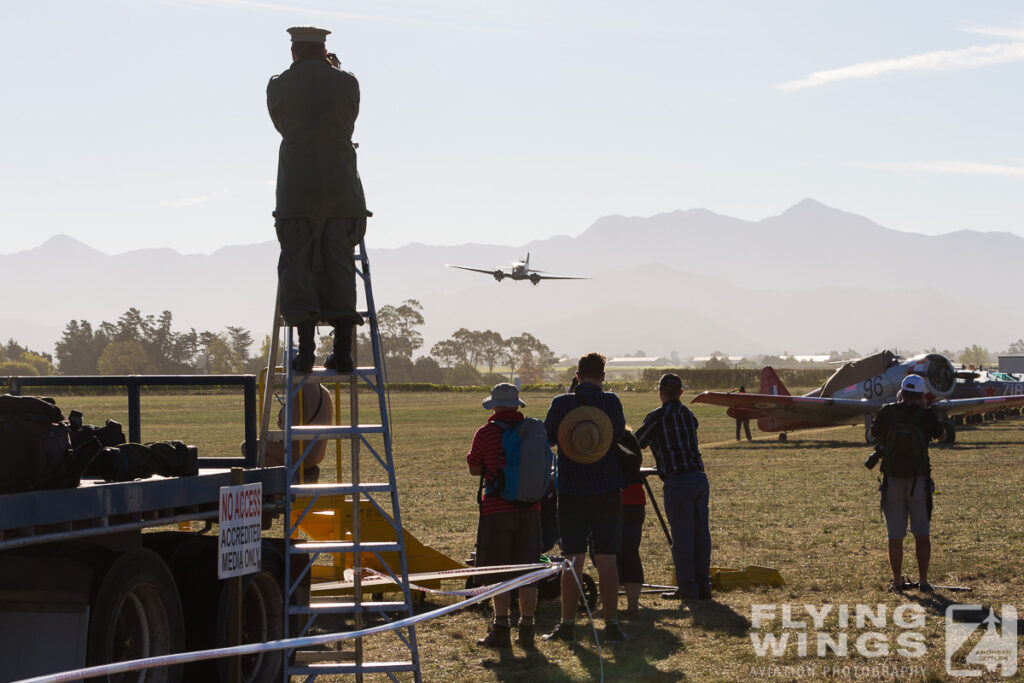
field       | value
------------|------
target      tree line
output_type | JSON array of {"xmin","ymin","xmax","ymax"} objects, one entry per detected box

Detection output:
[
  {"xmin": 342, "ymin": 299, "xmax": 558, "ymax": 384},
  {"xmin": 5, "ymin": 300, "xmax": 561, "ymax": 384},
  {"xmin": 9, "ymin": 303, "xmax": 1020, "ymax": 380},
  {"xmin": 49, "ymin": 308, "xmax": 261, "ymax": 376}
]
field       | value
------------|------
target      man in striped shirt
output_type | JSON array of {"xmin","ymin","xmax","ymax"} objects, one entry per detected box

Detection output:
[{"xmin": 635, "ymin": 373, "xmax": 712, "ymax": 601}]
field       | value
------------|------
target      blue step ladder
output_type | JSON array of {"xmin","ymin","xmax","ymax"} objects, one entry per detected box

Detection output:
[{"xmin": 259, "ymin": 242, "xmax": 422, "ymax": 681}]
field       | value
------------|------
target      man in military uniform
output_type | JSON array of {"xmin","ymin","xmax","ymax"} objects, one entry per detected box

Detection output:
[{"xmin": 268, "ymin": 26, "xmax": 369, "ymax": 372}]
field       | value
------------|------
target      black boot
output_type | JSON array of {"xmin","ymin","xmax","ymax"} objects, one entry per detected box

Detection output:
[
  {"xmin": 291, "ymin": 322, "xmax": 316, "ymax": 372},
  {"xmin": 323, "ymin": 323, "xmax": 354, "ymax": 373}
]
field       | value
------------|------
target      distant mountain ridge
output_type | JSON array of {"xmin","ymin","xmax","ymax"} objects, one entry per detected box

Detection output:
[{"xmin": 3, "ymin": 199, "xmax": 1022, "ymax": 359}]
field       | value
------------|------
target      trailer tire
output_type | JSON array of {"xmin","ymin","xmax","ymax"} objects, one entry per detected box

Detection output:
[
  {"xmin": 87, "ymin": 548, "xmax": 185, "ymax": 683},
  {"xmin": 216, "ymin": 570, "xmax": 284, "ymax": 683}
]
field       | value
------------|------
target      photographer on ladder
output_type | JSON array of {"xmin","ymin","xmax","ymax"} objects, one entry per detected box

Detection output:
[
  {"xmin": 866, "ymin": 374, "xmax": 945, "ymax": 593},
  {"xmin": 268, "ymin": 26, "xmax": 370, "ymax": 373}
]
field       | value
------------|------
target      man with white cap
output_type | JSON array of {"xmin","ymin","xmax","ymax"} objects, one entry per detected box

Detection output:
[
  {"xmin": 868, "ymin": 374, "xmax": 945, "ymax": 592},
  {"xmin": 541, "ymin": 352, "xmax": 628, "ymax": 644},
  {"xmin": 267, "ymin": 26, "xmax": 369, "ymax": 373},
  {"xmin": 467, "ymin": 383, "xmax": 542, "ymax": 649},
  {"xmin": 635, "ymin": 373, "xmax": 711, "ymax": 601}
]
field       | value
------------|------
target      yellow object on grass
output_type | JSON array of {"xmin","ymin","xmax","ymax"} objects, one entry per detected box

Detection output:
[
  {"xmin": 710, "ymin": 565, "xmax": 784, "ymax": 590},
  {"xmin": 293, "ymin": 495, "xmax": 464, "ymax": 595}
]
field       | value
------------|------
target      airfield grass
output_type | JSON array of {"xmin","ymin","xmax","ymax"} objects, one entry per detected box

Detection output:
[{"xmin": 40, "ymin": 389, "xmax": 1024, "ymax": 682}]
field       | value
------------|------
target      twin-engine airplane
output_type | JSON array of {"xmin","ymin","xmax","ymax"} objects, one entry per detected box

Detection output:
[
  {"xmin": 692, "ymin": 351, "xmax": 1024, "ymax": 443},
  {"xmin": 447, "ymin": 253, "xmax": 589, "ymax": 285}
]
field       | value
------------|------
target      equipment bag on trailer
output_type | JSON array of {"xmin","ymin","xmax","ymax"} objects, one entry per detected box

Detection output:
[{"xmin": 0, "ymin": 394, "xmax": 94, "ymax": 494}]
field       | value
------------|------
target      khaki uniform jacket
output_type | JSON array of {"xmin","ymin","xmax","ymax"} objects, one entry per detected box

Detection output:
[{"xmin": 267, "ymin": 58, "xmax": 368, "ymax": 218}]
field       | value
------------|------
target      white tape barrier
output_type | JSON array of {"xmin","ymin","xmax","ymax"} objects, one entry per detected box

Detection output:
[
  {"xmin": 15, "ymin": 561, "xmax": 565, "ymax": 683},
  {"xmin": 312, "ymin": 562, "xmax": 555, "ymax": 598}
]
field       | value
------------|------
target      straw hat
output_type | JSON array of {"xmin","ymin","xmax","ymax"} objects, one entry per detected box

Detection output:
[{"xmin": 557, "ymin": 406, "xmax": 613, "ymax": 464}]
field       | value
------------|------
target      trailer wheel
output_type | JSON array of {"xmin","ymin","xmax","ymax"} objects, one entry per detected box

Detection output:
[
  {"xmin": 87, "ymin": 548, "xmax": 185, "ymax": 683},
  {"xmin": 216, "ymin": 571, "xmax": 284, "ymax": 683}
]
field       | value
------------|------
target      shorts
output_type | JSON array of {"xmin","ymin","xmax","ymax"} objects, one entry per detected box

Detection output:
[
  {"xmin": 882, "ymin": 476, "xmax": 930, "ymax": 539},
  {"xmin": 475, "ymin": 510, "xmax": 543, "ymax": 582},
  {"xmin": 557, "ymin": 490, "xmax": 622, "ymax": 556}
]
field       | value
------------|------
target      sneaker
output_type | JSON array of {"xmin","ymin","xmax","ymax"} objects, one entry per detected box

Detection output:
[
  {"xmin": 477, "ymin": 624, "xmax": 511, "ymax": 648},
  {"xmin": 918, "ymin": 581, "xmax": 934, "ymax": 593},
  {"xmin": 541, "ymin": 621, "xmax": 575, "ymax": 642},
  {"xmin": 518, "ymin": 623, "xmax": 536, "ymax": 649},
  {"xmin": 660, "ymin": 588, "xmax": 697, "ymax": 600},
  {"xmin": 887, "ymin": 579, "xmax": 904, "ymax": 593},
  {"xmin": 602, "ymin": 621, "xmax": 629, "ymax": 644}
]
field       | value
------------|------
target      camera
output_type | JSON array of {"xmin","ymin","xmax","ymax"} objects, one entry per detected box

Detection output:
[{"xmin": 864, "ymin": 444, "xmax": 883, "ymax": 470}]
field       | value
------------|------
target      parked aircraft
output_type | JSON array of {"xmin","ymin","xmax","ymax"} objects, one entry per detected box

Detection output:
[
  {"xmin": 447, "ymin": 253, "xmax": 588, "ymax": 285},
  {"xmin": 692, "ymin": 351, "xmax": 1024, "ymax": 443},
  {"xmin": 950, "ymin": 369, "xmax": 1024, "ymax": 424}
]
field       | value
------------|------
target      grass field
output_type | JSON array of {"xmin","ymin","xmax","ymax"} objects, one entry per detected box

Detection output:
[{"xmin": 39, "ymin": 388, "xmax": 1024, "ymax": 682}]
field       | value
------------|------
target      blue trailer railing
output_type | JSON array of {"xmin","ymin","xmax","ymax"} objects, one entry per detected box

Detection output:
[{"xmin": 4, "ymin": 374, "xmax": 258, "ymax": 468}]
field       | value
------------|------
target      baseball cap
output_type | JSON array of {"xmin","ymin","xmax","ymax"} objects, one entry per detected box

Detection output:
[{"xmin": 901, "ymin": 375, "xmax": 925, "ymax": 393}]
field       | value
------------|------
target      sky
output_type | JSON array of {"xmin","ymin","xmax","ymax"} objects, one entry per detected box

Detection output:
[{"xmin": 2, "ymin": 0, "xmax": 1024, "ymax": 256}]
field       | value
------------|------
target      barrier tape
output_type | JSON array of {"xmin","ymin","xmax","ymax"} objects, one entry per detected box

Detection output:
[
  {"xmin": 14, "ymin": 561, "xmax": 565, "ymax": 683},
  {"xmin": 310, "ymin": 562, "xmax": 554, "ymax": 597},
  {"xmin": 362, "ymin": 565, "xmax": 551, "ymax": 597}
]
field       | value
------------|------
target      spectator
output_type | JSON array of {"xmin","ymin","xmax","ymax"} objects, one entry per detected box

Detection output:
[
  {"xmin": 636, "ymin": 373, "xmax": 711, "ymax": 601},
  {"xmin": 467, "ymin": 383, "xmax": 542, "ymax": 648},
  {"xmin": 542, "ymin": 353, "xmax": 628, "ymax": 644},
  {"xmin": 867, "ymin": 374, "xmax": 944, "ymax": 593},
  {"xmin": 267, "ymin": 26, "xmax": 370, "ymax": 372}
]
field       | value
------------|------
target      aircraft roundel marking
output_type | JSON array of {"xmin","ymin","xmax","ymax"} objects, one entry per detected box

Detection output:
[{"xmin": 753, "ymin": 401, "xmax": 777, "ymax": 410}]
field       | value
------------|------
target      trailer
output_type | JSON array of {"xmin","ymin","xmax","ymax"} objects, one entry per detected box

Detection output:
[{"xmin": 0, "ymin": 375, "xmax": 290, "ymax": 683}]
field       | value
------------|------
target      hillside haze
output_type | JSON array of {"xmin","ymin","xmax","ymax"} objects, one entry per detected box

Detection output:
[{"xmin": 4, "ymin": 199, "xmax": 1022, "ymax": 360}]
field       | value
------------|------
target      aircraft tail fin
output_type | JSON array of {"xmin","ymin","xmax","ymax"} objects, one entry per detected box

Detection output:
[
  {"xmin": 760, "ymin": 366, "xmax": 790, "ymax": 396},
  {"xmin": 525, "ymin": 252, "xmax": 530, "ymax": 268}
]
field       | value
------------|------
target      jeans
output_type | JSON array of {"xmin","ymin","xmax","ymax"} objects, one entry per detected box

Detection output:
[{"xmin": 663, "ymin": 471, "xmax": 711, "ymax": 596}]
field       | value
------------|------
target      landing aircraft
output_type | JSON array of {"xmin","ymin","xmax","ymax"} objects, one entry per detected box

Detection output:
[
  {"xmin": 447, "ymin": 253, "xmax": 588, "ymax": 285},
  {"xmin": 692, "ymin": 351, "xmax": 1024, "ymax": 443}
]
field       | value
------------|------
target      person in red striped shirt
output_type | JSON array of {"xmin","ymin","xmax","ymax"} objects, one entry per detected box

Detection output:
[{"xmin": 467, "ymin": 383, "xmax": 542, "ymax": 649}]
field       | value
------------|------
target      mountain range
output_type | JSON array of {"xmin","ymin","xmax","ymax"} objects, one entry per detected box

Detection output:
[{"xmin": 3, "ymin": 199, "xmax": 1022, "ymax": 360}]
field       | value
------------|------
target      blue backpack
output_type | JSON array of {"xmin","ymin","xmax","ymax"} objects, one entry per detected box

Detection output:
[{"xmin": 479, "ymin": 418, "xmax": 555, "ymax": 505}]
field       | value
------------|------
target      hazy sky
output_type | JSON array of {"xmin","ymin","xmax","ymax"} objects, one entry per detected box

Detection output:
[{"xmin": 3, "ymin": 0, "xmax": 1023, "ymax": 255}]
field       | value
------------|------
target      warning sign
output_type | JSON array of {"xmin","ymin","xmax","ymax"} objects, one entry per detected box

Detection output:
[{"xmin": 218, "ymin": 482, "xmax": 262, "ymax": 579}]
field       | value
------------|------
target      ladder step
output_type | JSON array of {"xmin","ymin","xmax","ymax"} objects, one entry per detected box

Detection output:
[
  {"xmin": 291, "ymin": 482, "xmax": 395, "ymax": 497},
  {"xmin": 291, "ymin": 601, "xmax": 410, "ymax": 615},
  {"xmin": 265, "ymin": 425, "xmax": 385, "ymax": 440},
  {"xmin": 293, "ymin": 649, "xmax": 356, "ymax": 664},
  {"xmin": 293, "ymin": 541, "xmax": 403, "ymax": 553},
  {"xmin": 288, "ymin": 662, "xmax": 417, "ymax": 675},
  {"xmin": 271, "ymin": 367, "xmax": 381, "ymax": 383}
]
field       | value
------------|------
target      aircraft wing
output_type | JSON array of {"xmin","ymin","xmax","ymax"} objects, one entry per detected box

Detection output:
[
  {"xmin": 692, "ymin": 391, "xmax": 873, "ymax": 424},
  {"xmin": 447, "ymin": 264, "xmax": 503, "ymax": 276},
  {"xmin": 933, "ymin": 394, "xmax": 1024, "ymax": 417},
  {"xmin": 531, "ymin": 274, "xmax": 590, "ymax": 281}
]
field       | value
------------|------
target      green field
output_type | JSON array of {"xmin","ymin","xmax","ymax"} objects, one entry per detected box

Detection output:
[{"xmin": 40, "ymin": 389, "xmax": 1024, "ymax": 682}]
